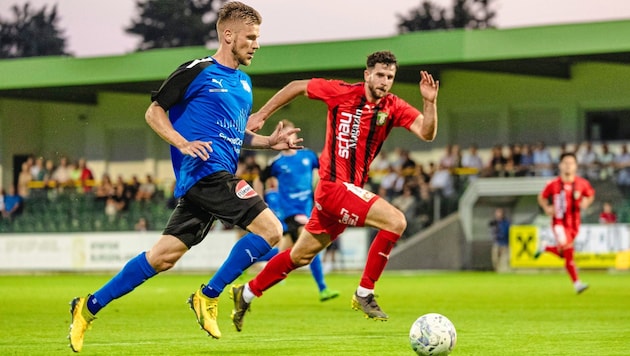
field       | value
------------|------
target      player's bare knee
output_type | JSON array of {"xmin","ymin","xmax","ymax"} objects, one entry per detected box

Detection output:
[
  {"xmin": 261, "ymin": 219, "xmax": 283, "ymax": 247},
  {"xmin": 147, "ymin": 255, "xmax": 176, "ymax": 272},
  {"xmin": 386, "ymin": 210, "xmax": 407, "ymax": 235},
  {"xmin": 290, "ymin": 252, "xmax": 314, "ymax": 267}
]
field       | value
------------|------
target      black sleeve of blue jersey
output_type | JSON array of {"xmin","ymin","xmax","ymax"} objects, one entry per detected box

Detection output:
[{"xmin": 150, "ymin": 58, "xmax": 214, "ymax": 111}]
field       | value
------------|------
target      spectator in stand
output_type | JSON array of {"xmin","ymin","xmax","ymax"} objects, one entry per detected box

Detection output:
[
  {"xmin": 17, "ymin": 161, "xmax": 32, "ymax": 198},
  {"xmin": 576, "ymin": 140, "xmax": 599, "ymax": 181},
  {"xmin": 3, "ymin": 185, "xmax": 23, "ymax": 220},
  {"xmin": 127, "ymin": 175, "xmax": 141, "ymax": 201},
  {"xmin": 416, "ymin": 181, "xmax": 434, "ymax": 227},
  {"xmin": 598, "ymin": 201, "xmax": 617, "ymax": 224},
  {"xmin": 508, "ymin": 144, "xmax": 523, "ymax": 169},
  {"xmin": 137, "ymin": 174, "xmax": 157, "ymax": 202},
  {"xmin": 461, "ymin": 143, "xmax": 484, "ymax": 181},
  {"xmin": 598, "ymin": 142, "xmax": 615, "ymax": 181},
  {"xmin": 94, "ymin": 173, "xmax": 115, "ymax": 203},
  {"xmin": 532, "ymin": 141, "xmax": 554, "ymax": 177},
  {"xmin": 31, "ymin": 156, "xmax": 45, "ymax": 181},
  {"xmin": 486, "ymin": 144, "xmax": 507, "ymax": 177},
  {"xmin": 414, "ymin": 163, "xmax": 432, "ymax": 184},
  {"xmin": 392, "ymin": 182, "xmax": 420, "ymax": 238},
  {"xmin": 429, "ymin": 162, "xmax": 455, "ymax": 218},
  {"xmin": 105, "ymin": 182, "xmax": 130, "ymax": 221},
  {"xmin": 378, "ymin": 164, "xmax": 402, "ymax": 201},
  {"xmin": 614, "ymin": 143, "xmax": 630, "ymax": 196},
  {"xmin": 114, "ymin": 175, "xmax": 134, "ymax": 201},
  {"xmin": 369, "ymin": 150, "xmax": 391, "ymax": 191},
  {"xmin": 77, "ymin": 158, "xmax": 94, "ymax": 193},
  {"xmin": 398, "ymin": 149, "xmax": 417, "ymax": 178},
  {"xmin": 51, "ymin": 156, "xmax": 73, "ymax": 190},
  {"xmin": 438, "ymin": 144, "xmax": 458, "ymax": 171},
  {"xmin": 518, "ymin": 143, "xmax": 534, "ymax": 176},
  {"xmin": 42, "ymin": 159, "xmax": 55, "ymax": 188}
]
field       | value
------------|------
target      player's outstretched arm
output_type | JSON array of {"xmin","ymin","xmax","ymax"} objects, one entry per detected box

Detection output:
[
  {"xmin": 247, "ymin": 80, "xmax": 310, "ymax": 132},
  {"xmin": 409, "ymin": 71, "xmax": 439, "ymax": 142},
  {"xmin": 243, "ymin": 121, "xmax": 304, "ymax": 150}
]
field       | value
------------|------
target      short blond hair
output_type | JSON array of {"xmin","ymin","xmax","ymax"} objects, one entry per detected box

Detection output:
[{"xmin": 217, "ymin": 1, "xmax": 262, "ymax": 29}]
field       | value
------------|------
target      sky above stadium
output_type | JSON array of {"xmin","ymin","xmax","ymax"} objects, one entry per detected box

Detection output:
[{"xmin": 1, "ymin": 0, "xmax": 629, "ymax": 57}]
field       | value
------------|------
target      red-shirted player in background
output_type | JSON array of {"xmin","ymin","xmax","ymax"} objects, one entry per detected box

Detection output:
[
  {"xmin": 536, "ymin": 152, "xmax": 595, "ymax": 294},
  {"xmin": 228, "ymin": 51, "xmax": 439, "ymax": 329}
]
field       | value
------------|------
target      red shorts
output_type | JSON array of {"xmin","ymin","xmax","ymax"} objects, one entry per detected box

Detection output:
[
  {"xmin": 552, "ymin": 224, "xmax": 578, "ymax": 247},
  {"xmin": 305, "ymin": 180, "xmax": 379, "ymax": 240}
]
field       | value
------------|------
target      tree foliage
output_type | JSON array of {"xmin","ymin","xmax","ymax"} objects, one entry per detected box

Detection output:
[
  {"xmin": 126, "ymin": 0, "xmax": 227, "ymax": 51},
  {"xmin": 0, "ymin": 3, "xmax": 68, "ymax": 58},
  {"xmin": 397, "ymin": 0, "xmax": 496, "ymax": 33}
]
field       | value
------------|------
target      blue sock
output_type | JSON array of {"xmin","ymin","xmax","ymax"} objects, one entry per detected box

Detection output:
[
  {"xmin": 202, "ymin": 233, "xmax": 271, "ymax": 298},
  {"xmin": 309, "ymin": 254, "xmax": 326, "ymax": 292},
  {"xmin": 258, "ymin": 247, "xmax": 279, "ymax": 262},
  {"xmin": 87, "ymin": 252, "xmax": 157, "ymax": 315}
]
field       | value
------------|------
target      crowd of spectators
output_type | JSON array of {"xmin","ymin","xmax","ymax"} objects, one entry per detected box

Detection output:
[
  {"xmin": 3, "ymin": 141, "xmax": 630, "ymax": 234},
  {"xmin": 1, "ymin": 154, "xmax": 160, "ymax": 229}
]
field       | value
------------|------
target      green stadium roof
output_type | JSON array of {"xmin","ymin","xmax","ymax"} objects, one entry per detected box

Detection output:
[{"xmin": 1, "ymin": 19, "xmax": 630, "ymax": 103}]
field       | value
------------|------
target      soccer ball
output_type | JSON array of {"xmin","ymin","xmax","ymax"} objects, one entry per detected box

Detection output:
[{"xmin": 409, "ymin": 313, "xmax": 457, "ymax": 356}]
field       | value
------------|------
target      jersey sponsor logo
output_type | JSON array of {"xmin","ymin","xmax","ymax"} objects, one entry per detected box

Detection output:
[
  {"xmin": 339, "ymin": 208, "xmax": 359, "ymax": 226},
  {"xmin": 343, "ymin": 182, "xmax": 375, "ymax": 202},
  {"xmin": 235, "ymin": 180, "xmax": 257, "ymax": 199},
  {"xmin": 376, "ymin": 111, "xmax": 388, "ymax": 126},
  {"xmin": 337, "ymin": 109, "xmax": 361, "ymax": 159}
]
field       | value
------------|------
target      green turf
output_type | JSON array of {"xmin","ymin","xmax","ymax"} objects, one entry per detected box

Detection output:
[{"xmin": 1, "ymin": 270, "xmax": 629, "ymax": 355}]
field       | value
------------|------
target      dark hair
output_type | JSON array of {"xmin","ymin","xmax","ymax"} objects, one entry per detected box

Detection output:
[
  {"xmin": 559, "ymin": 152, "xmax": 577, "ymax": 162},
  {"xmin": 366, "ymin": 51, "xmax": 398, "ymax": 69}
]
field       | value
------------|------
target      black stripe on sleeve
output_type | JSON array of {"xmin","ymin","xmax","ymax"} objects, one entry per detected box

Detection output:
[
  {"xmin": 150, "ymin": 57, "xmax": 214, "ymax": 111},
  {"xmin": 329, "ymin": 106, "xmax": 339, "ymax": 182}
]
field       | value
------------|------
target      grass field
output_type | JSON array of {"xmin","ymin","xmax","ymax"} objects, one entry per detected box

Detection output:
[{"xmin": 1, "ymin": 270, "xmax": 629, "ymax": 355}]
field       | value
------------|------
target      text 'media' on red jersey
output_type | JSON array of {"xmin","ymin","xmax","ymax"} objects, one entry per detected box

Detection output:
[
  {"xmin": 541, "ymin": 176, "xmax": 595, "ymax": 232},
  {"xmin": 307, "ymin": 78, "xmax": 421, "ymax": 187}
]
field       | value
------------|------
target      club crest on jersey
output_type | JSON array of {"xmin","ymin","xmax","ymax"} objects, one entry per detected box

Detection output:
[
  {"xmin": 241, "ymin": 80, "xmax": 251, "ymax": 93},
  {"xmin": 574, "ymin": 191, "xmax": 581, "ymax": 200},
  {"xmin": 376, "ymin": 112, "xmax": 388, "ymax": 126},
  {"xmin": 235, "ymin": 180, "xmax": 257, "ymax": 199}
]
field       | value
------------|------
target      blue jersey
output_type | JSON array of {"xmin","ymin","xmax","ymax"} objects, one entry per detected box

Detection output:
[
  {"xmin": 264, "ymin": 187, "xmax": 288, "ymax": 231},
  {"xmin": 260, "ymin": 149, "xmax": 319, "ymax": 218},
  {"xmin": 151, "ymin": 57, "xmax": 253, "ymax": 197}
]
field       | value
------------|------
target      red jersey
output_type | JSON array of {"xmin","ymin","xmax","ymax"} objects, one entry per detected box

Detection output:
[
  {"xmin": 540, "ymin": 176, "xmax": 594, "ymax": 233},
  {"xmin": 307, "ymin": 78, "xmax": 420, "ymax": 187}
]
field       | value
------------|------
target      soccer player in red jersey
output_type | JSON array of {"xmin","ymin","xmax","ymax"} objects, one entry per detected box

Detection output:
[
  {"xmin": 229, "ymin": 51, "xmax": 439, "ymax": 328},
  {"xmin": 536, "ymin": 152, "xmax": 595, "ymax": 294}
]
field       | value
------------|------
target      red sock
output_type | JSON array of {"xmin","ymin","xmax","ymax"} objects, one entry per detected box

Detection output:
[
  {"xmin": 360, "ymin": 230, "xmax": 400, "ymax": 289},
  {"xmin": 563, "ymin": 248, "xmax": 578, "ymax": 282},
  {"xmin": 248, "ymin": 249, "xmax": 297, "ymax": 297}
]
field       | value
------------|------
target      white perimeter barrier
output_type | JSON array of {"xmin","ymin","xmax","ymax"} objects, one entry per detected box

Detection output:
[{"xmin": 0, "ymin": 228, "xmax": 369, "ymax": 272}]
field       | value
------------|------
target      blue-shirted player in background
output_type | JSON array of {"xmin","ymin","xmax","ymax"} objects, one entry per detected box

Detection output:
[
  {"xmin": 253, "ymin": 120, "xmax": 339, "ymax": 302},
  {"xmin": 67, "ymin": 2, "xmax": 302, "ymax": 352}
]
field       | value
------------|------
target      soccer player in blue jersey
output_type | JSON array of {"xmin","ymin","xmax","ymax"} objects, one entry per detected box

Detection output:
[
  {"xmin": 67, "ymin": 2, "xmax": 302, "ymax": 352},
  {"xmin": 254, "ymin": 120, "xmax": 340, "ymax": 302}
]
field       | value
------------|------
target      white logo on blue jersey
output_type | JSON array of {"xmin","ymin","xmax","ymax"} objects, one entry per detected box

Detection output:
[{"xmin": 241, "ymin": 80, "xmax": 251, "ymax": 93}]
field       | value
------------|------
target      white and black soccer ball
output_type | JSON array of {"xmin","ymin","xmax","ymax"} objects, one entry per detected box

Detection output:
[{"xmin": 409, "ymin": 313, "xmax": 457, "ymax": 356}]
